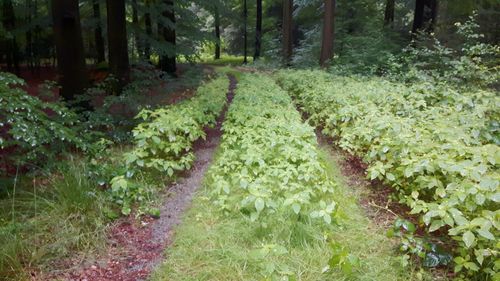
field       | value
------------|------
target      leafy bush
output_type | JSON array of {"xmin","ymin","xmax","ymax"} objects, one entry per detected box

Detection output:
[
  {"xmin": 0, "ymin": 72, "xmax": 84, "ymax": 174},
  {"xmin": 386, "ymin": 13, "xmax": 500, "ymax": 89},
  {"xmin": 207, "ymin": 73, "xmax": 337, "ymax": 224},
  {"xmin": 276, "ymin": 69, "xmax": 499, "ymax": 280},
  {"xmin": 110, "ymin": 75, "xmax": 229, "ymax": 214}
]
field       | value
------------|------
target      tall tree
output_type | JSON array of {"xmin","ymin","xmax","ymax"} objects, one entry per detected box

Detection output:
[
  {"xmin": 159, "ymin": 0, "xmax": 176, "ymax": 75},
  {"xmin": 214, "ymin": 6, "xmax": 221, "ymax": 60},
  {"xmin": 2, "ymin": 0, "xmax": 20, "ymax": 74},
  {"xmin": 132, "ymin": 0, "xmax": 141, "ymax": 55},
  {"xmin": 384, "ymin": 0, "xmax": 395, "ymax": 27},
  {"xmin": 106, "ymin": 0, "xmax": 130, "ymax": 90},
  {"xmin": 93, "ymin": 0, "xmax": 105, "ymax": 63},
  {"xmin": 282, "ymin": 0, "xmax": 293, "ymax": 64},
  {"xmin": 144, "ymin": 0, "xmax": 152, "ymax": 60},
  {"xmin": 253, "ymin": 0, "xmax": 262, "ymax": 60},
  {"xmin": 243, "ymin": 0, "xmax": 248, "ymax": 64},
  {"xmin": 319, "ymin": 0, "xmax": 335, "ymax": 67},
  {"xmin": 412, "ymin": 0, "xmax": 438, "ymax": 33},
  {"xmin": 51, "ymin": 0, "xmax": 88, "ymax": 101}
]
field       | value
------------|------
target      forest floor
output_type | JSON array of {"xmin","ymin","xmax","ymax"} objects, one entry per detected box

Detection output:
[{"xmin": 49, "ymin": 75, "xmax": 237, "ymax": 281}]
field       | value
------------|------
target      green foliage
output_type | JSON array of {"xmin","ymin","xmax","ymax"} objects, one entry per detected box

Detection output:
[
  {"xmin": 0, "ymin": 72, "xmax": 84, "ymax": 173},
  {"xmin": 110, "ymin": 75, "xmax": 229, "ymax": 215},
  {"xmin": 387, "ymin": 14, "xmax": 500, "ymax": 89},
  {"xmin": 207, "ymin": 73, "xmax": 337, "ymax": 224},
  {"xmin": 0, "ymin": 159, "xmax": 115, "ymax": 280},
  {"xmin": 276, "ymin": 69, "xmax": 500, "ymax": 280}
]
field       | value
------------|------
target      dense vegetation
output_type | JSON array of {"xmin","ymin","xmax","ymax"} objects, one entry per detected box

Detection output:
[{"xmin": 1, "ymin": 0, "xmax": 498, "ymax": 280}]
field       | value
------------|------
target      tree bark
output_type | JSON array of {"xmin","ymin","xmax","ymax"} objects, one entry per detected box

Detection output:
[
  {"xmin": 282, "ymin": 0, "xmax": 293, "ymax": 65},
  {"xmin": 2, "ymin": 0, "xmax": 20, "ymax": 74},
  {"xmin": 243, "ymin": 0, "xmax": 248, "ymax": 64},
  {"xmin": 159, "ymin": 0, "xmax": 176, "ymax": 76},
  {"xmin": 51, "ymin": 0, "xmax": 88, "ymax": 101},
  {"xmin": 106, "ymin": 0, "xmax": 130, "ymax": 91},
  {"xmin": 412, "ymin": 0, "xmax": 438, "ymax": 34},
  {"xmin": 253, "ymin": 0, "xmax": 262, "ymax": 61},
  {"xmin": 214, "ymin": 7, "xmax": 221, "ymax": 60},
  {"xmin": 144, "ymin": 1, "xmax": 152, "ymax": 60},
  {"xmin": 319, "ymin": 0, "xmax": 335, "ymax": 67},
  {"xmin": 93, "ymin": 0, "xmax": 105, "ymax": 63},
  {"xmin": 384, "ymin": 0, "xmax": 394, "ymax": 27},
  {"xmin": 132, "ymin": 0, "xmax": 141, "ymax": 55}
]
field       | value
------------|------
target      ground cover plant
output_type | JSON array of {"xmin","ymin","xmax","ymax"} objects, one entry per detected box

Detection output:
[
  {"xmin": 110, "ymin": 75, "xmax": 229, "ymax": 215},
  {"xmin": 151, "ymin": 73, "xmax": 424, "ymax": 280},
  {"xmin": 275, "ymin": 69, "xmax": 499, "ymax": 280}
]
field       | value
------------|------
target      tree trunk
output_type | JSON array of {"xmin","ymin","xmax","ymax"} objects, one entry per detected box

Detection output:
[
  {"xmin": 282, "ymin": 0, "xmax": 293, "ymax": 65},
  {"xmin": 106, "ymin": 0, "xmax": 130, "ymax": 91},
  {"xmin": 144, "ymin": 1, "xmax": 152, "ymax": 60},
  {"xmin": 412, "ymin": 0, "xmax": 438, "ymax": 34},
  {"xmin": 253, "ymin": 0, "xmax": 262, "ymax": 61},
  {"xmin": 243, "ymin": 0, "xmax": 248, "ymax": 64},
  {"xmin": 93, "ymin": 0, "xmax": 105, "ymax": 63},
  {"xmin": 319, "ymin": 0, "xmax": 335, "ymax": 67},
  {"xmin": 159, "ymin": 0, "xmax": 176, "ymax": 76},
  {"xmin": 2, "ymin": 0, "xmax": 20, "ymax": 75},
  {"xmin": 214, "ymin": 7, "xmax": 221, "ymax": 60},
  {"xmin": 384, "ymin": 0, "xmax": 394, "ymax": 27},
  {"xmin": 25, "ymin": 0, "xmax": 34, "ymax": 73},
  {"xmin": 132, "ymin": 0, "xmax": 141, "ymax": 56},
  {"xmin": 51, "ymin": 0, "xmax": 88, "ymax": 101}
]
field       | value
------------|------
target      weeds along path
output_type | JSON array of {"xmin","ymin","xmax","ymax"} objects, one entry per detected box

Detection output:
[{"xmin": 61, "ymin": 75, "xmax": 237, "ymax": 281}]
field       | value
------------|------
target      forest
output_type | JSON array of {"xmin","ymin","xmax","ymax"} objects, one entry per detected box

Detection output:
[{"xmin": 0, "ymin": 0, "xmax": 499, "ymax": 280}]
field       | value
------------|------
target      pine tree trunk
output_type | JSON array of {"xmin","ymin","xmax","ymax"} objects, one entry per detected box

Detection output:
[
  {"xmin": 93, "ymin": 0, "xmax": 105, "ymax": 63},
  {"xmin": 214, "ymin": 7, "xmax": 221, "ymax": 60},
  {"xmin": 243, "ymin": 0, "xmax": 248, "ymax": 64},
  {"xmin": 2, "ymin": 0, "xmax": 20, "ymax": 75},
  {"xmin": 412, "ymin": 0, "xmax": 438, "ymax": 34},
  {"xmin": 159, "ymin": 0, "xmax": 176, "ymax": 76},
  {"xmin": 384, "ymin": 0, "xmax": 395, "ymax": 27},
  {"xmin": 25, "ymin": 0, "xmax": 34, "ymax": 73},
  {"xmin": 106, "ymin": 0, "xmax": 130, "ymax": 91},
  {"xmin": 51, "ymin": 0, "xmax": 88, "ymax": 101},
  {"xmin": 253, "ymin": 0, "xmax": 262, "ymax": 61},
  {"xmin": 282, "ymin": 0, "xmax": 293, "ymax": 65},
  {"xmin": 132, "ymin": 0, "xmax": 141, "ymax": 56},
  {"xmin": 319, "ymin": 0, "xmax": 335, "ymax": 67},
  {"xmin": 144, "ymin": 1, "xmax": 152, "ymax": 60}
]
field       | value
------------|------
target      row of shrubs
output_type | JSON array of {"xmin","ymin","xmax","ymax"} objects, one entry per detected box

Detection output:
[
  {"xmin": 275, "ymin": 69, "xmax": 499, "ymax": 280},
  {"xmin": 110, "ymin": 75, "xmax": 230, "ymax": 215}
]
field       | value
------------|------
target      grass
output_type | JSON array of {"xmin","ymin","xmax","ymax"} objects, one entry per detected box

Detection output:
[
  {"xmin": 150, "ymin": 138, "xmax": 432, "ymax": 281},
  {"xmin": 0, "ymin": 157, "xmax": 118, "ymax": 280}
]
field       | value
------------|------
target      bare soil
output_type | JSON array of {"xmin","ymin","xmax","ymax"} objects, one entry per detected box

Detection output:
[{"xmin": 51, "ymin": 75, "xmax": 237, "ymax": 281}]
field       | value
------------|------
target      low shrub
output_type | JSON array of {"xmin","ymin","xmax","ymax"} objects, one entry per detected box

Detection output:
[{"xmin": 276, "ymin": 69, "xmax": 499, "ymax": 280}]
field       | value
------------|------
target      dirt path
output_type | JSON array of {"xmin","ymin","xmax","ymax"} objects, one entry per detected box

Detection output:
[{"xmin": 57, "ymin": 75, "xmax": 237, "ymax": 281}]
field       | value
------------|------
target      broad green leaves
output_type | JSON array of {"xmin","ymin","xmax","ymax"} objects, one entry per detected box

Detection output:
[
  {"xmin": 110, "ymin": 76, "xmax": 229, "ymax": 214},
  {"xmin": 276, "ymin": 69, "xmax": 500, "ymax": 279},
  {"xmin": 206, "ymin": 74, "xmax": 337, "ymax": 224}
]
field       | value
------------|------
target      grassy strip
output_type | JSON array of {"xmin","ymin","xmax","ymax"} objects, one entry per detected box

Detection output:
[
  {"xmin": 110, "ymin": 75, "xmax": 230, "ymax": 215},
  {"xmin": 0, "ymin": 154, "xmax": 122, "ymax": 280},
  {"xmin": 275, "ymin": 69, "xmax": 499, "ymax": 279},
  {"xmin": 151, "ymin": 73, "xmax": 415, "ymax": 280}
]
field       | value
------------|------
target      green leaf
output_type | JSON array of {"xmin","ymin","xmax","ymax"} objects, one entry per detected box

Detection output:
[
  {"xmin": 255, "ymin": 198, "xmax": 265, "ymax": 212},
  {"xmin": 292, "ymin": 203, "xmax": 301, "ymax": 214},
  {"xmin": 463, "ymin": 231, "xmax": 475, "ymax": 248}
]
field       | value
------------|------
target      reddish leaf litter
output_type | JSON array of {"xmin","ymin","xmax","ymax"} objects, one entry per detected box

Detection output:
[{"xmin": 47, "ymin": 75, "xmax": 237, "ymax": 281}]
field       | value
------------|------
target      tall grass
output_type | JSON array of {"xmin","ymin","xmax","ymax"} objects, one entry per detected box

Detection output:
[{"xmin": 0, "ymin": 159, "xmax": 115, "ymax": 280}]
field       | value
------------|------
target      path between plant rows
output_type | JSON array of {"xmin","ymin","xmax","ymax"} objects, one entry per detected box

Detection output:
[
  {"xmin": 53, "ymin": 75, "xmax": 237, "ymax": 281},
  {"xmin": 52, "ymin": 72, "xmax": 406, "ymax": 281}
]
